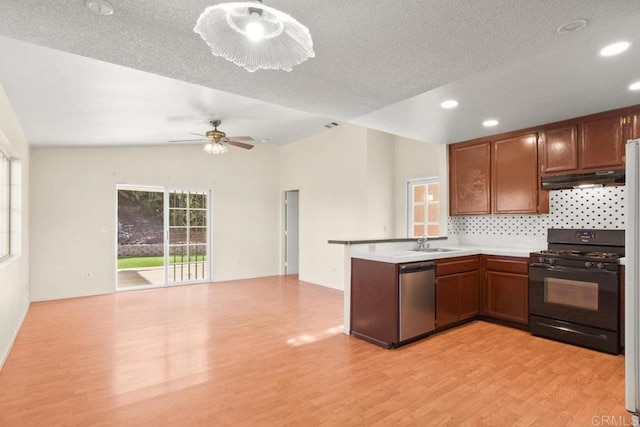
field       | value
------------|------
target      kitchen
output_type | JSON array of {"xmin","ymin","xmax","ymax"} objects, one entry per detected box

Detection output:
[
  {"xmin": 337, "ymin": 103, "xmax": 639, "ymax": 417},
  {"xmin": 1, "ymin": 1, "xmax": 640, "ymax": 425}
]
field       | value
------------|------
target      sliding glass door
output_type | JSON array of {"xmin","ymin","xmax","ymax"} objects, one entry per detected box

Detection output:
[
  {"xmin": 117, "ymin": 185, "xmax": 211, "ymax": 290},
  {"xmin": 166, "ymin": 189, "xmax": 209, "ymax": 284}
]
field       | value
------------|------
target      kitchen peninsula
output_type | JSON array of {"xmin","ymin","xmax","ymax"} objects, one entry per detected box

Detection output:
[{"xmin": 330, "ymin": 238, "xmax": 543, "ymax": 346}]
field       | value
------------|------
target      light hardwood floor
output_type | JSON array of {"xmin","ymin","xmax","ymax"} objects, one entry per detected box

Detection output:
[{"xmin": 0, "ymin": 275, "xmax": 632, "ymax": 426}]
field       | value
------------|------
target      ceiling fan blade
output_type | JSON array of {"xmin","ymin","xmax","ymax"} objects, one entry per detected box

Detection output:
[
  {"xmin": 190, "ymin": 133, "xmax": 206, "ymax": 137},
  {"xmin": 227, "ymin": 136, "xmax": 254, "ymax": 141},
  {"xmin": 226, "ymin": 140, "xmax": 254, "ymax": 150},
  {"xmin": 169, "ymin": 138, "xmax": 208, "ymax": 143}
]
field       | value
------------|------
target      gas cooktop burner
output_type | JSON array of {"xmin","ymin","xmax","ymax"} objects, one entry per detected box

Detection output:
[
  {"xmin": 539, "ymin": 249, "xmax": 582, "ymax": 255},
  {"xmin": 584, "ymin": 252, "xmax": 623, "ymax": 259},
  {"xmin": 535, "ymin": 249, "xmax": 622, "ymax": 259}
]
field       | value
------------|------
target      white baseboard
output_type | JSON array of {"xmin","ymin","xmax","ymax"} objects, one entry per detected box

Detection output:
[{"xmin": 0, "ymin": 300, "xmax": 29, "ymax": 370}]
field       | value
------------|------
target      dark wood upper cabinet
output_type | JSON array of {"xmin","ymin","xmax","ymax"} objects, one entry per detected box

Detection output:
[
  {"xmin": 580, "ymin": 116, "xmax": 625, "ymax": 170},
  {"xmin": 629, "ymin": 114, "xmax": 640, "ymax": 141},
  {"xmin": 449, "ymin": 142, "xmax": 491, "ymax": 215},
  {"xmin": 539, "ymin": 125, "xmax": 578, "ymax": 175},
  {"xmin": 492, "ymin": 133, "xmax": 540, "ymax": 214}
]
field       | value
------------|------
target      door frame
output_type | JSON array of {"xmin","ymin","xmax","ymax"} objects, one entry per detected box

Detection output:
[
  {"xmin": 115, "ymin": 184, "xmax": 212, "ymax": 291},
  {"xmin": 283, "ymin": 189, "xmax": 300, "ymax": 276}
]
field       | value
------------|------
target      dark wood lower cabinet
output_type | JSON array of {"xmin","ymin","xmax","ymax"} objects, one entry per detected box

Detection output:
[
  {"xmin": 350, "ymin": 255, "xmax": 530, "ymax": 349},
  {"xmin": 435, "ymin": 256, "xmax": 480, "ymax": 329},
  {"xmin": 484, "ymin": 256, "xmax": 529, "ymax": 325},
  {"xmin": 436, "ymin": 275, "xmax": 460, "ymax": 328},
  {"xmin": 620, "ymin": 266, "xmax": 625, "ymax": 348},
  {"xmin": 459, "ymin": 272, "xmax": 480, "ymax": 320},
  {"xmin": 350, "ymin": 258, "xmax": 398, "ymax": 347}
]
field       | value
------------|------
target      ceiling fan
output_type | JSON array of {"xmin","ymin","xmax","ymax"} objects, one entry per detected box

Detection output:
[{"xmin": 170, "ymin": 120, "xmax": 254, "ymax": 154}]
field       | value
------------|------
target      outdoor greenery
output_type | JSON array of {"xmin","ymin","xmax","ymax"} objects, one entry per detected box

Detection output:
[{"xmin": 118, "ymin": 255, "xmax": 207, "ymax": 269}]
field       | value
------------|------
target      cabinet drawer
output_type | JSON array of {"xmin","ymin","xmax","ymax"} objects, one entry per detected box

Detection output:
[
  {"xmin": 436, "ymin": 256, "xmax": 480, "ymax": 276},
  {"xmin": 485, "ymin": 256, "xmax": 529, "ymax": 274}
]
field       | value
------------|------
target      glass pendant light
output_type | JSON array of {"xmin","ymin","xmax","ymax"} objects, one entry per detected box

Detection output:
[{"xmin": 194, "ymin": 0, "xmax": 315, "ymax": 72}]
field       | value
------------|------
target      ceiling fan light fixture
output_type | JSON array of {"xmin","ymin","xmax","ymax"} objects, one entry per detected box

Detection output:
[
  {"xmin": 204, "ymin": 141, "xmax": 229, "ymax": 155},
  {"xmin": 194, "ymin": 1, "xmax": 314, "ymax": 72}
]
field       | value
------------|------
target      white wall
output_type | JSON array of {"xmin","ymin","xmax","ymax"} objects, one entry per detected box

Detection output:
[
  {"xmin": 366, "ymin": 129, "xmax": 395, "ymax": 238},
  {"xmin": 393, "ymin": 136, "xmax": 448, "ymax": 237},
  {"xmin": 30, "ymin": 144, "xmax": 280, "ymax": 301},
  {"xmin": 0, "ymin": 86, "xmax": 30, "ymax": 368},
  {"xmin": 280, "ymin": 125, "xmax": 449, "ymax": 290},
  {"xmin": 279, "ymin": 124, "xmax": 370, "ymax": 289}
]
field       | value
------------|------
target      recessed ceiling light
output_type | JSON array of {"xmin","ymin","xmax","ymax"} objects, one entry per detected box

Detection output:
[
  {"xmin": 261, "ymin": 138, "xmax": 270, "ymax": 143},
  {"xmin": 600, "ymin": 41, "xmax": 631, "ymax": 57},
  {"xmin": 556, "ymin": 19, "xmax": 588, "ymax": 34},
  {"xmin": 84, "ymin": 0, "xmax": 114, "ymax": 16},
  {"xmin": 483, "ymin": 119, "xmax": 499, "ymax": 127},
  {"xmin": 629, "ymin": 81, "xmax": 640, "ymax": 91},
  {"xmin": 441, "ymin": 100, "xmax": 459, "ymax": 109}
]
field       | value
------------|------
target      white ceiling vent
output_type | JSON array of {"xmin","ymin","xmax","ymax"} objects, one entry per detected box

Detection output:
[
  {"xmin": 556, "ymin": 19, "xmax": 588, "ymax": 34},
  {"xmin": 324, "ymin": 122, "xmax": 339, "ymax": 129}
]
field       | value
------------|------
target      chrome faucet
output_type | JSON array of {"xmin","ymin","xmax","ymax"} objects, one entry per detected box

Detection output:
[{"xmin": 415, "ymin": 235, "xmax": 429, "ymax": 250}]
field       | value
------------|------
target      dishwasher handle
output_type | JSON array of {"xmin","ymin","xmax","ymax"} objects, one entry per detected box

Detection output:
[{"xmin": 399, "ymin": 262, "xmax": 435, "ymax": 273}]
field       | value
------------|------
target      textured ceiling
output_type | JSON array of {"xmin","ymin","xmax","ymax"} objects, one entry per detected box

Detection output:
[{"xmin": 0, "ymin": 1, "xmax": 639, "ymax": 147}]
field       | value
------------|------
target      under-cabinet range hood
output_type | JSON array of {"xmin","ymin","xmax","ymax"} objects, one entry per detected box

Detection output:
[{"xmin": 540, "ymin": 169, "xmax": 625, "ymax": 190}]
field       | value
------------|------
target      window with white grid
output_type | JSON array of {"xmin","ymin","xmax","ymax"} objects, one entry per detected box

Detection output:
[
  {"xmin": 0, "ymin": 150, "xmax": 10, "ymax": 260},
  {"xmin": 407, "ymin": 178, "xmax": 440, "ymax": 238}
]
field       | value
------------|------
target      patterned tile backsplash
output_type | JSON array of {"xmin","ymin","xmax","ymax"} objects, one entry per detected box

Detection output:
[{"xmin": 447, "ymin": 186, "xmax": 625, "ymax": 247}]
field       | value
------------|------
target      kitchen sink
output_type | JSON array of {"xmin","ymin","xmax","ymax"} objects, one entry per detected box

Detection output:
[{"xmin": 412, "ymin": 247, "xmax": 459, "ymax": 253}]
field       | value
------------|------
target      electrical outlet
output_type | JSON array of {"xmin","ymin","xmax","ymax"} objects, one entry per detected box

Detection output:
[{"xmin": 85, "ymin": 272, "xmax": 92, "ymax": 279}]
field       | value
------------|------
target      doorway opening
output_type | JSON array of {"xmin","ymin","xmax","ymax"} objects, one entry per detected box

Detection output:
[
  {"xmin": 116, "ymin": 185, "xmax": 211, "ymax": 290},
  {"xmin": 284, "ymin": 190, "xmax": 299, "ymax": 275}
]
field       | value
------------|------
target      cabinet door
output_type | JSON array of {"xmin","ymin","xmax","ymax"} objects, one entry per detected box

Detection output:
[
  {"xmin": 620, "ymin": 266, "xmax": 625, "ymax": 348},
  {"xmin": 351, "ymin": 259, "xmax": 399, "ymax": 344},
  {"xmin": 580, "ymin": 116, "xmax": 625, "ymax": 170},
  {"xmin": 449, "ymin": 142, "xmax": 491, "ymax": 215},
  {"xmin": 458, "ymin": 271, "xmax": 479, "ymax": 320},
  {"xmin": 436, "ymin": 275, "xmax": 459, "ymax": 328},
  {"xmin": 492, "ymin": 133, "xmax": 539, "ymax": 214},
  {"xmin": 485, "ymin": 271, "xmax": 528, "ymax": 324},
  {"xmin": 539, "ymin": 125, "xmax": 578, "ymax": 174}
]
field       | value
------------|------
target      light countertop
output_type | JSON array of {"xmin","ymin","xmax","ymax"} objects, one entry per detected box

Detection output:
[{"xmin": 351, "ymin": 245, "xmax": 537, "ymax": 264}]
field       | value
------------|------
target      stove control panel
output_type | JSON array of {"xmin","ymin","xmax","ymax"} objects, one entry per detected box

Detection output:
[{"xmin": 576, "ymin": 230, "xmax": 596, "ymax": 241}]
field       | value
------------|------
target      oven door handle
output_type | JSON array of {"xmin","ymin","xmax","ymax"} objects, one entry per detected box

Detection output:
[
  {"xmin": 530, "ymin": 263, "xmax": 551, "ymax": 268},
  {"xmin": 530, "ymin": 264, "xmax": 618, "ymax": 275}
]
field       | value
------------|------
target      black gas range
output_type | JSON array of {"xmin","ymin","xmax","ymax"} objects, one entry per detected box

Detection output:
[{"xmin": 528, "ymin": 229, "xmax": 624, "ymax": 354}]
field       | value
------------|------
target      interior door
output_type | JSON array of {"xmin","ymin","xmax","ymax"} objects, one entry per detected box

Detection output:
[
  {"xmin": 285, "ymin": 190, "xmax": 299, "ymax": 275},
  {"xmin": 166, "ymin": 189, "xmax": 211, "ymax": 284}
]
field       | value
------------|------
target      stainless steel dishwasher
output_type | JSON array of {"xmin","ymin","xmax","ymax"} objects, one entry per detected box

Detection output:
[{"xmin": 399, "ymin": 261, "xmax": 436, "ymax": 341}]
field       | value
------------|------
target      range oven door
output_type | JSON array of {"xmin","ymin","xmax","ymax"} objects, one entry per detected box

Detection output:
[
  {"xmin": 529, "ymin": 264, "xmax": 618, "ymax": 331},
  {"xmin": 529, "ymin": 264, "xmax": 619, "ymax": 353}
]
